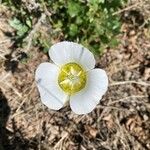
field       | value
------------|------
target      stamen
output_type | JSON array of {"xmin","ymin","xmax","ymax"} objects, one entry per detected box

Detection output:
[{"xmin": 58, "ymin": 62, "xmax": 87, "ymax": 95}]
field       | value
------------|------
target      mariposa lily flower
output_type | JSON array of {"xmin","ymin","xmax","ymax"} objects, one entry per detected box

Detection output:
[{"xmin": 35, "ymin": 41, "xmax": 108, "ymax": 114}]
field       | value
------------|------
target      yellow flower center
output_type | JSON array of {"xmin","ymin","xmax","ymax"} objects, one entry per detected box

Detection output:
[{"xmin": 58, "ymin": 63, "xmax": 87, "ymax": 95}]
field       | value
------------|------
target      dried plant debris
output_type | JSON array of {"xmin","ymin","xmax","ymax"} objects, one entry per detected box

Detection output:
[{"xmin": 0, "ymin": 1, "xmax": 150, "ymax": 150}]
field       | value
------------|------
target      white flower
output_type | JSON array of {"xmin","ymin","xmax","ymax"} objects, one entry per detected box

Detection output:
[{"xmin": 35, "ymin": 41, "xmax": 108, "ymax": 114}]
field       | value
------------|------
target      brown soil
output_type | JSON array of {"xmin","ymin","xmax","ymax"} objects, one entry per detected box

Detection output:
[{"xmin": 0, "ymin": 2, "xmax": 150, "ymax": 150}]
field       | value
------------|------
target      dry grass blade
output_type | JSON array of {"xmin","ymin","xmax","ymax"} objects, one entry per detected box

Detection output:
[{"xmin": 110, "ymin": 80, "xmax": 150, "ymax": 86}]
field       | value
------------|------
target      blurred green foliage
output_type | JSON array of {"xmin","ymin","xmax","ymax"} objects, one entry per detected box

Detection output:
[
  {"xmin": 47, "ymin": 0, "xmax": 126, "ymax": 54},
  {"xmin": 9, "ymin": 18, "xmax": 30, "ymax": 37},
  {"xmin": 2, "ymin": 0, "xmax": 127, "ymax": 54}
]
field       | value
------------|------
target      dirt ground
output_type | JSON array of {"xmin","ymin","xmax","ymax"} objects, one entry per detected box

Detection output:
[{"xmin": 0, "ymin": 1, "xmax": 150, "ymax": 150}]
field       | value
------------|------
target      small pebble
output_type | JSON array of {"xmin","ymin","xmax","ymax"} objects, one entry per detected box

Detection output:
[
  {"xmin": 129, "ymin": 30, "xmax": 136, "ymax": 36},
  {"xmin": 141, "ymin": 105, "xmax": 146, "ymax": 111},
  {"xmin": 143, "ymin": 114, "xmax": 149, "ymax": 121},
  {"xmin": 147, "ymin": 143, "xmax": 150, "ymax": 149},
  {"xmin": 136, "ymin": 106, "xmax": 140, "ymax": 110}
]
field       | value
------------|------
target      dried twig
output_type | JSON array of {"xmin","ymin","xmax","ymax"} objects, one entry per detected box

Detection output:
[
  {"xmin": 112, "ymin": 1, "xmax": 142, "ymax": 16},
  {"xmin": 24, "ymin": 13, "xmax": 46, "ymax": 53},
  {"xmin": 53, "ymin": 133, "xmax": 68, "ymax": 149},
  {"xmin": 110, "ymin": 80, "xmax": 150, "ymax": 86},
  {"xmin": 0, "ymin": 72, "xmax": 11, "ymax": 82},
  {"xmin": 109, "ymin": 95, "xmax": 149, "ymax": 105}
]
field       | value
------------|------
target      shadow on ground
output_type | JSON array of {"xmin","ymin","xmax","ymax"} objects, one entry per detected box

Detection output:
[{"xmin": 0, "ymin": 89, "xmax": 38, "ymax": 150}]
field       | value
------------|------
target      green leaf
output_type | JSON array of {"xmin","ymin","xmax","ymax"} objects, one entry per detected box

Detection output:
[
  {"xmin": 43, "ymin": 47, "xmax": 49, "ymax": 53},
  {"xmin": 76, "ymin": 17, "xmax": 83, "ymax": 25},
  {"xmin": 89, "ymin": 0, "xmax": 105, "ymax": 5},
  {"xmin": 67, "ymin": 1, "xmax": 81, "ymax": 17},
  {"xmin": 109, "ymin": 38, "xmax": 120, "ymax": 47},
  {"xmin": 26, "ymin": 18, "xmax": 32, "ymax": 28},
  {"xmin": 69, "ymin": 24, "xmax": 78, "ymax": 37},
  {"xmin": 17, "ymin": 26, "xmax": 28, "ymax": 36},
  {"xmin": 9, "ymin": 18, "xmax": 29, "ymax": 36},
  {"xmin": 9, "ymin": 18, "xmax": 22, "ymax": 30}
]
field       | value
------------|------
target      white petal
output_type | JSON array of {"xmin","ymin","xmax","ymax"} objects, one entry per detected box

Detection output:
[
  {"xmin": 35, "ymin": 63, "xmax": 66, "ymax": 110},
  {"xmin": 70, "ymin": 69, "xmax": 108, "ymax": 114},
  {"xmin": 49, "ymin": 41, "xmax": 95, "ymax": 70}
]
